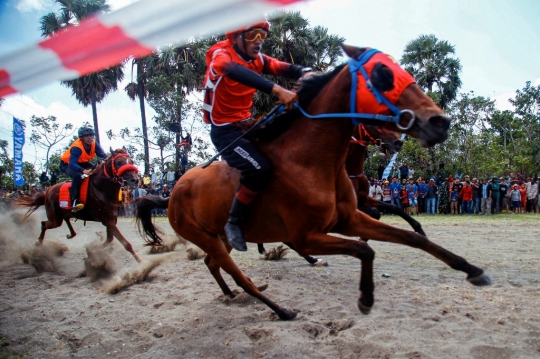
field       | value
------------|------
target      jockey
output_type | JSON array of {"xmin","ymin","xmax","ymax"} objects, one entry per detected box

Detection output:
[
  {"xmin": 202, "ymin": 20, "xmax": 313, "ymax": 251},
  {"xmin": 60, "ymin": 127, "xmax": 107, "ymax": 212}
]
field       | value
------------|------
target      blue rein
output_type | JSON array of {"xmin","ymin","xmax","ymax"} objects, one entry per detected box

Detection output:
[{"xmin": 263, "ymin": 48, "xmax": 416, "ymax": 131}]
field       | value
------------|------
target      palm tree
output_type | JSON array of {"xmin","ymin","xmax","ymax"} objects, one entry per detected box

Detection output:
[
  {"xmin": 39, "ymin": 0, "xmax": 124, "ymax": 143},
  {"xmin": 125, "ymin": 55, "xmax": 158, "ymax": 175},
  {"xmin": 400, "ymin": 34, "xmax": 462, "ymax": 174},
  {"xmin": 400, "ymin": 34, "xmax": 462, "ymax": 110}
]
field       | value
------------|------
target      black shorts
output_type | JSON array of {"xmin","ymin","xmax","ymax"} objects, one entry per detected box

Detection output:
[{"xmin": 210, "ymin": 123, "xmax": 272, "ymax": 192}]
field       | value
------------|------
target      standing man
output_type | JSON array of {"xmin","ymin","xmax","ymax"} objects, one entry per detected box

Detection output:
[
  {"xmin": 499, "ymin": 177, "xmax": 509, "ymax": 214},
  {"xmin": 490, "ymin": 176, "xmax": 501, "ymax": 214},
  {"xmin": 60, "ymin": 127, "xmax": 107, "ymax": 212},
  {"xmin": 481, "ymin": 178, "xmax": 491, "ymax": 216},
  {"xmin": 417, "ymin": 178, "xmax": 428, "ymax": 214},
  {"xmin": 471, "ymin": 178, "xmax": 481, "ymax": 214},
  {"xmin": 398, "ymin": 162, "xmax": 409, "ymax": 182},
  {"xmin": 202, "ymin": 21, "xmax": 313, "ymax": 251},
  {"xmin": 389, "ymin": 176, "xmax": 402, "ymax": 209}
]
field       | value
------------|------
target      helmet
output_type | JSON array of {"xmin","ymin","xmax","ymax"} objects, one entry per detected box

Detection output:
[
  {"xmin": 78, "ymin": 126, "xmax": 95, "ymax": 138},
  {"xmin": 492, "ymin": 176, "xmax": 498, "ymax": 180},
  {"xmin": 226, "ymin": 21, "xmax": 270, "ymax": 41}
]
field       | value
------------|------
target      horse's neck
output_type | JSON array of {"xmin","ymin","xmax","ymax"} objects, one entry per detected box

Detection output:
[
  {"xmin": 89, "ymin": 166, "xmax": 120, "ymax": 199},
  {"xmin": 270, "ymin": 71, "xmax": 354, "ymax": 174},
  {"xmin": 346, "ymin": 144, "xmax": 367, "ymax": 176}
]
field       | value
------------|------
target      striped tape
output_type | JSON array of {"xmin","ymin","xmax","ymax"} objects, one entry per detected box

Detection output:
[{"xmin": 0, "ymin": 0, "xmax": 302, "ymax": 97}]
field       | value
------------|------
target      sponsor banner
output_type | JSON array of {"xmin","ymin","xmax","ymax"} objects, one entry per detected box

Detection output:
[{"xmin": 13, "ymin": 117, "xmax": 25, "ymax": 187}]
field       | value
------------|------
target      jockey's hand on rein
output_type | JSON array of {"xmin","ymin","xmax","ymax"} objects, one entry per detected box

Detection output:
[{"xmin": 272, "ymin": 84, "xmax": 298, "ymax": 111}]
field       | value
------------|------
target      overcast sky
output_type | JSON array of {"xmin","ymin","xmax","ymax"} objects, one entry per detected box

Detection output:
[{"xmin": 1, "ymin": 0, "xmax": 539, "ymax": 168}]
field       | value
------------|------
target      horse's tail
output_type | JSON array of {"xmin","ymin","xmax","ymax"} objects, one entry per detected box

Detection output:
[
  {"xmin": 135, "ymin": 195, "xmax": 169, "ymax": 247},
  {"xmin": 16, "ymin": 193, "xmax": 46, "ymax": 220}
]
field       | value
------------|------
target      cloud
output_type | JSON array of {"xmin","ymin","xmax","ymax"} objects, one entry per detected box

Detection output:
[
  {"xmin": 493, "ymin": 92, "xmax": 514, "ymax": 112},
  {"xmin": 534, "ymin": 78, "xmax": 540, "ymax": 87},
  {"xmin": 15, "ymin": 0, "xmax": 44, "ymax": 12}
]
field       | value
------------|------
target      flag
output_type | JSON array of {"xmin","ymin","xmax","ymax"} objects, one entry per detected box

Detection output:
[
  {"xmin": 0, "ymin": 0, "xmax": 303, "ymax": 97},
  {"xmin": 13, "ymin": 117, "xmax": 25, "ymax": 187},
  {"xmin": 382, "ymin": 133, "xmax": 406, "ymax": 180}
]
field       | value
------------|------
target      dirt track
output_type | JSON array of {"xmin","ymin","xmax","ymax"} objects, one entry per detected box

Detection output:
[{"xmin": 1, "ymin": 208, "xmax": 539, "ymax": 358}]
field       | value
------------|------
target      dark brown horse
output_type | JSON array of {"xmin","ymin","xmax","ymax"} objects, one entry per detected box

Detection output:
[
  {"xmin": 17, "ymin": 148, "xmax": 142, "ymax": 262},
  {"xmin": 137, "ymin": 45, "xmax": 491, "ymax": 320},
  {"xmin": 257, "ymin": 123, "xmax": 406, "ymax": 264}
]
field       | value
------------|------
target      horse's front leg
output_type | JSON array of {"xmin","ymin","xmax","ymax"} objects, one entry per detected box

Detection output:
[
  {"xmin": 335, "ymin": 209, "xmax": 492, "ymax": 286},
  {"xmin": 104, "ymin": 222, "xmax": 143, "ymax": 263},
  {"xmin": 294, "ymin": 233, "xmax": 375, "ymax": 314}
]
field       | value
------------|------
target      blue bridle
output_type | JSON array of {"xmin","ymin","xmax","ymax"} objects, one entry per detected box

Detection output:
[{"xmin": 264, "ymin": 48, "xmax": 416, "ymax": 131}]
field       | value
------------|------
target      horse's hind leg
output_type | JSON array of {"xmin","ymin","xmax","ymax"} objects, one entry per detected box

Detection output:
[
  {"xmin": 200, "ymin": 239, "xmax": 297, "ymax": 320},
  {"xmin": 375, "ymin": 200, "xmax": 426, "ymax": 236},
  {"xmin": 65, "ymin": 218, "xmax": 77, "ymax": 239},
  {"xmin": 204, "ymin": 253, "xmax": 235, "ymax": 298},
  {"xmin": 283, "ymin": 242, "xmax": 327, "ymax": 266}
]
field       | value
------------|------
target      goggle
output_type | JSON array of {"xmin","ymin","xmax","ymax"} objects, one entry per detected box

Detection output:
[{"xmin": 243, "ymin": 28, "xmax": 268, "ymax": 42}]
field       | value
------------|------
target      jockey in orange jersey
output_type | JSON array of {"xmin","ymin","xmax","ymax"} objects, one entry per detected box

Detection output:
[
  {"xmin": 60, "ymin": 127, "xmax": 107, "ymax": 212},
  {"xmin": 203, "ymin": 21, "xmax": 313, "ymax": 251}
]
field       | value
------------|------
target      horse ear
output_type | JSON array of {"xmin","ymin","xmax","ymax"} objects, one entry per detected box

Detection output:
[
  {"xmin": 371, "ymin": 62, "xmax": 395, "ymax": 92},
  {"xmin": 110, "ymin": 146, "xmax": 115, "ymax": 155},
  {"xmin": 123, "ymin": 146, "xmax": 127, "ymax": 152},
  {"xmin": 341, "ymin": 44, "xmax": 367, "ymax": 60}
]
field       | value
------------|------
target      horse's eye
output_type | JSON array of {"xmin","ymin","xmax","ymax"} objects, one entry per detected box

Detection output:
[{"xmin": 371, "ymin": 62, "xmax": 394, "ymax": 92}]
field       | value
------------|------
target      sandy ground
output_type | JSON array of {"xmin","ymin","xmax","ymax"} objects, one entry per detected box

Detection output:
[{"xmin": 1, "ymin": 207, "xmax": 540, "ymax": 359}]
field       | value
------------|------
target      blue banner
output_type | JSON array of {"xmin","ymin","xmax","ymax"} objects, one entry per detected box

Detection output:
[
  {"xmin": 13, "ymin": 117, "xmax": 25, "ymax": 187},
  {"xmin": 382, "ymin": 134, "xmax": 406, "ymax": 180}
]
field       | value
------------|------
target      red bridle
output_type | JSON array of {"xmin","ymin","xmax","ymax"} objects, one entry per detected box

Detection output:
[
  {"xmin": 350, "ymin": 125, "xmax": 380, "ymax": 146},
  {"xmin": 103, "ymin": 153, "xmax": 139, "ymax": 182}
]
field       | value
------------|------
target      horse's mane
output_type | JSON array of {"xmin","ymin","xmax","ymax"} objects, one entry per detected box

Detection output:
[{"xmin": 252, "ymin": 64, "xmax": 347, "ymax": 142}]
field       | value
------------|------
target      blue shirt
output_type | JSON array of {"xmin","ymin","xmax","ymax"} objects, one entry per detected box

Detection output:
[{"xmin": 389, "ymin": 182, "xmax": 402, "ymax": 199}]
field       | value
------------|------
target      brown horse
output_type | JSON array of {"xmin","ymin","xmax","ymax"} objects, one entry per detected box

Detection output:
[
  {"xmin": 137, "ymin": 45, "xmax": 491, "ymax": 320},
  {"xmin": 17, "ymin": 148, "xmax": 142, "ymax": 262}
]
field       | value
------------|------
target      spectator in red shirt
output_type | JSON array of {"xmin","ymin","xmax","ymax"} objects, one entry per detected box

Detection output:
[{"xmin": 459, "ymin": 180, "xmax": 473, "ymax": 214}]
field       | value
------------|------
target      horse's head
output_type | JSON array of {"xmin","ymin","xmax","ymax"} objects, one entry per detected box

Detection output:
[
  {"xmin": 342, "ymin": 45, "xmax": 451, "ymax": 148},
  {"xmin": 102, "ymin": 147, "xmax": 139, "ymax": 188},
  {"xmin": 359, "ymin": 124, "xmax": 403, "ymax": 156}
]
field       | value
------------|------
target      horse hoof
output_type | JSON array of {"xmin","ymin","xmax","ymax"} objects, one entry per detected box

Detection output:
[
  {"xmin": 467, "ymin": 272, "xmax": 492, "ymax": 286},
  {"xmin": 278, "ymin": 309, "xmax": 298, "ymax": 321},
  {"xmin": 66, "ymin": 234, "xmax": 73, "ymax": 239},
  {"xmin": 312, "ymin": 259, "xmax": 328, "ymax": 267},
  {"xmin": 357, "ymin": 298, "xmax": 373, "ymax": 315}
]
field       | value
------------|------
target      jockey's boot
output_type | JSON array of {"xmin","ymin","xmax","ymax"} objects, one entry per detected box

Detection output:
[
  {"xmin": 70, "ymin": 174, "xmax": 84, "ymax": 212},
  {"xmin": 224, "ymin": 186, "xmax": 257, "ymax": 252},
  {"xmin": 72, "ymin": 199, "xmax": 84, "ymax": 212}
]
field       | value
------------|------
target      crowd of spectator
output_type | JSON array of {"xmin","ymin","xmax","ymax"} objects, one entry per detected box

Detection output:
[{"xmin": 369, "ymin": 164, "xmax": 539, "ymax": 216}]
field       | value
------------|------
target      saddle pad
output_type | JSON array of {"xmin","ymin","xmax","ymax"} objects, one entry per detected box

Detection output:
[{"xmin": 59, "ymin": 177, "xmax": 90, "ymax": 209}]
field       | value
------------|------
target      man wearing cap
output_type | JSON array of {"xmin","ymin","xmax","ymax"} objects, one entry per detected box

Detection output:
[{"xmin": 490, "ymin": 176, "xmax": 501, "ymax": 214}]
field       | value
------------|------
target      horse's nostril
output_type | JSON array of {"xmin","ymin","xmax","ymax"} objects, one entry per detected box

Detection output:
[{"xmin": 429, "ymin": 115, "xmax": 451, "ymax": 130}]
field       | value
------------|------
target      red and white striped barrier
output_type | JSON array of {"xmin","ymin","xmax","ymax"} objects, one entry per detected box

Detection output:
[{"xmin": 0, "ymin": 0, "xmax": 302, "ymax": 97}]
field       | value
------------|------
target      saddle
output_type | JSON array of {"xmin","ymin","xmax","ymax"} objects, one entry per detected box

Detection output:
[{"xmin": 59, "ymin": 177, "xmax": 90, "ymax": 209}]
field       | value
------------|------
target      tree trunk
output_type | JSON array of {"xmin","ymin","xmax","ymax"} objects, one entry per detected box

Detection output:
[
  {"xmin": 90, "ymin": 89, "xmax": 100, "ymax": 144},
  {"xmin": 137, "ymin": 62, "xmax": 150, "ymax": 175}
]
